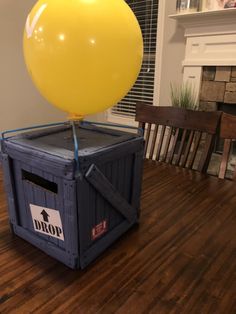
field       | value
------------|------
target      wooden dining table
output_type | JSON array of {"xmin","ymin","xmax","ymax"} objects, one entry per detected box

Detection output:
[{"xmin": 0, "ymin": 160, "xmax": 235, "ymax": 314}]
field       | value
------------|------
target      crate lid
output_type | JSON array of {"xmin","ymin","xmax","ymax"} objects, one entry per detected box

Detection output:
[{"xmin": 3, "ymin": 124, "xmax": 141, "ymax": 160}]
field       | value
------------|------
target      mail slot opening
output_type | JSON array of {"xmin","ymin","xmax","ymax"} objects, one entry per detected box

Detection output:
[{"xmin": 22, "ymin": 170, "xmax": 58, "ymax": 194}]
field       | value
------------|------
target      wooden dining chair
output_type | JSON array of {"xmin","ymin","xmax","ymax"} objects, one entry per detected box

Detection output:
[
  {"xmin": 136, "ymin": 103, "xmax": 222, "ymax": 173},
  {"xmin": 219, "ymin": 113, "xmax": 236, "ymax": 180}
]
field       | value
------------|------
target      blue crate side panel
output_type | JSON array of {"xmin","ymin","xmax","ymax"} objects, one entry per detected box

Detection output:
[
  {"xmin": 1, "ymin": 125, "xmax": 144, "ymax": 269},
  {"xmin": 14, "ymin": 161, "xmax": 62, "ymax": 247},
  {"xmin": 79, "ymin": 138, "xmax": 143, "ymax": 173},
  {"xmin": 86, "ymin": 164, "xmax": 136, "ymax": 222},
  {"xmin": 63, "ymin": 178, "xmax": 79, "ymax": 258},
  {"xmin": 3, "ymin": 141, "xmax": 75, "ymax": 180},
  {"xmin": 4, "ymin": 155, "xmax": 79, "ymax": 268},
  {"xmin": 78, "ymin": 150, "xmax": 141, "ymax": 269},
  {"xmin": 13, "ymin": 159, "xmax": 29, "ymax": 228},
  {"xmin": 131, "ymin": 150, "xmax": 144, "ymax": 218},
  {"xmin": 12, "ymin": 225, "xmax": 78, "ymax": 268},
  {"xmin": 43, "ymin": 170, "xmax": 61, "ymax": 248}
]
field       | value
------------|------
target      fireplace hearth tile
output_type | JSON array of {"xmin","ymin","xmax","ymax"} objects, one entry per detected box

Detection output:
[
  {"xmin": 232, "ymin": 67, "xmax": 236, "ymax": 78},
  {"xmin": 224, "ymin": 92, "xmax": 236, "ymax": 104},
  {"xmin": 199, "ymin": 101, "xmax": 217, "ymax": 112},
  {"xmin": 215, "ymin": 66, "xmax": 231, "ymax": 82},
  {"xmin": 226, "ymin": 83, "xmax": 236, "ymax": 92},
  {"xmin": 202, "ymin": 66, "xmax": 216, "ymax": 81},
  {"xmin": 200, "ymin": 81, "xmax": 225, "ymax": 102}
]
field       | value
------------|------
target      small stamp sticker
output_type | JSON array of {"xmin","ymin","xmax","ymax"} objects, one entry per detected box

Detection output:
[
  {"xmin": 30, "ymin": 204, "xmax": 64, "ymax": 241},
  {"xmin": 92, "ymin": 220, "xmax": 108, "ymax": 241}
]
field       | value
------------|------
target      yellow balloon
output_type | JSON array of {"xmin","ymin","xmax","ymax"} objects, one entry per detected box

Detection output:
[{"xmin": 23, "ymin": 0, "xmax": 143, "ymax": 118}]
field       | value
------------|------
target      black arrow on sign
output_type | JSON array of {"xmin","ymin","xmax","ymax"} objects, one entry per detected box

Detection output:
[{"xmin": 41, "ymin": 210, "xmax": 50, "ymax": 223}]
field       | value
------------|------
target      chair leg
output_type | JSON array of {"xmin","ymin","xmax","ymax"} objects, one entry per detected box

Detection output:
[{"xmin": 219, "ymin": 139, "xmax": 231, "ymax": 179}]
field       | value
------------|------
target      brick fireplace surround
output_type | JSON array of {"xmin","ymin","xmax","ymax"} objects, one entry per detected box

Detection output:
[
  {"xmin": 170, "ymin": 9, "xmax": 236, "ymax": 111},
  {"xmin": 170, "ymin": 9, "xmax": 236, "ymax": 176},
  {"xmin": 200, "ymin": 66, "xmax": 236, "ymax": 173},
  {"xmin": 200, "ymin": 66, "xmax": 236, "ymax": 112}
]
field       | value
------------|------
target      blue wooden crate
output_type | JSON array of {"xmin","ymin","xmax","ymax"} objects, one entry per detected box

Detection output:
[{"xmin": 1, "ymin": 123, "xmax": 144, "ymax": 269}]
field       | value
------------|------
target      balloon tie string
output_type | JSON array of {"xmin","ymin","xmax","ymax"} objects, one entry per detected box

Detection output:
[
  {"xmin": 71, "ymin": 121, "xmax": 81, "ymax": 178},
  {"xmin": 1, "ymin": 121, "xmax": 67, "ymax": 140},
  {"xmin": 80, "ymin": 120, "xmax": 144, "ymax": 137}
]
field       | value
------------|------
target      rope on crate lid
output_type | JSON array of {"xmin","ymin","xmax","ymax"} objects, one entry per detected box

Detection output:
[
  {"xmin": 0, "ymin": 122, "xmax": 67, "ymax": 140},
  {"xmin": 1, "ymin": 120, "xmax": 144, "ymax": 179}
]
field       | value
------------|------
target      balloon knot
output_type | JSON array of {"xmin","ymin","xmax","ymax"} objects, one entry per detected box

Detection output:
[{"xmin": 68, "ymin": 113, "xmax": 84, "ymax": 122}]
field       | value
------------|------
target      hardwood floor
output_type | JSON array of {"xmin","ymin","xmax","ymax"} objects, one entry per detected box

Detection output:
[{"xmin": 0, "ymin": 161, "xmax": 235, "ymax": 313}]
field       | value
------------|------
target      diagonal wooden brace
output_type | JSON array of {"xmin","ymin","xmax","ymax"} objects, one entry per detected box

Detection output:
[
  {"xmin": 85, "ymin": 164, "xmax": 136, "ymax": 223},
  {"xmin": 2, "ymin": 154, "xmax": 19, "ymax": 226}
]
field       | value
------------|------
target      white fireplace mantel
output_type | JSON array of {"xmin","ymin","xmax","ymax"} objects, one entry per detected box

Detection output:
[
  {"xmin": 169, "ymin": 8, "xmax": 236, "ymax": 66},
  {"xmin": 169, "ymin": 8, "xmax": 236, "ymax": 37},
  {"xmin": 169, "ymin": 8, "xmax": 236, "ymax": 99}
]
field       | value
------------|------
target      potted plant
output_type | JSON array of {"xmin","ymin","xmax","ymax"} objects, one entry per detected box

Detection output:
[
  {"xmin": 170, "ymin": 82, "xmax": 199, "ymax": 150},
  {"xmin": 170, "ymin": 82, "xmax": 198, "ymax": 110}
]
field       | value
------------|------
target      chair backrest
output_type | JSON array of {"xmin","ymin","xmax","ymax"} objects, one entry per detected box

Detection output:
[
  {"xmin": 219, "ymin": 113, "xmax": 236, "ymax": 180},
  {"xmin": 136, "ymin": 103, "xmax": 222, "ymax": 173}
]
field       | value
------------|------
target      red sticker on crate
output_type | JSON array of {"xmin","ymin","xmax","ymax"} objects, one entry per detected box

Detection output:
[{"xmin": 92, "ymin": 220, "xmax": 108, "ymax": 240}]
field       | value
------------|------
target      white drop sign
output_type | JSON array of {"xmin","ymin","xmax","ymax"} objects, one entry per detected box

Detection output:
[{"xmin": 30, "ymin": 204, "xmax": 64, "ymax": 241}]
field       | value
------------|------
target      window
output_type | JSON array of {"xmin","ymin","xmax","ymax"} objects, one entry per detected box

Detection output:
[{"xmin": 111, "ymin": 0, "xmax": 158, "ymax": 118}]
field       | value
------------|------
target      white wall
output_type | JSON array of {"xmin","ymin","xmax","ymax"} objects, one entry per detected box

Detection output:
[
  {"xmin": 155, "ymin": 0, "xmax": 186, "ymax": 106},
  {"xmin": 0, "ymin": 0, "xmax": 67, "ymax": 132},
  {"xmin": 0, "ymin": 0, "xmax": 185, "ymax": 133}
]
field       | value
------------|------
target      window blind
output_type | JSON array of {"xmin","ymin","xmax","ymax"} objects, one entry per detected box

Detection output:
[{"xmin": 111, "ymin": 0, "xmax": 158, "ymax": 118}]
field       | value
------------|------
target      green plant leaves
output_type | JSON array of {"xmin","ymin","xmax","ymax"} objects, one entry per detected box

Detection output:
[{"xmin": 170, "ymin": 82, "xmax": 198, "ymax": 110}]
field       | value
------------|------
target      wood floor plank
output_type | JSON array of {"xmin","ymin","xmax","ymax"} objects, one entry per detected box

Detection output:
[{"xmin": 0, "ymin": 162, "xmax": 235, "ymax": 314}]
